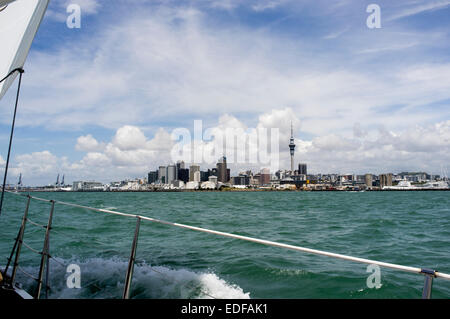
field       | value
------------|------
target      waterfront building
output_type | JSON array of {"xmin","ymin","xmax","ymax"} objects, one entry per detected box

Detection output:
[
  {"xmin": 356, "ymin": 175, "xmax": 366, "ymax": 182},
  {"xmin": 148, "ymin": 170, "xmax": 158, "ymax": 184},
  {"xmin": 298, "ymin": 163, "xmax": 307, "ymax": 175},
  {"xmin": 119, "ymin": 179, "xmax": 143, "ymax": 191},
  {"xmin": 189, "ymin": 164, "xmax": 200, "ymax": 182},
  {"xmin": 306, "ymin": 175, "xmax": 317, "ymax": 182},
  {"xmin": 217, "ymin": 156, "xmax": 229, "ymax": 183},
  {"xmin": 398, "ymin": 172, "xmax": 428, "ymax": 182},
  {"xmin": 193, "ymin": 170, "xmax": 201, "ymax": 182},
  {"xmin": 178, "ymin": 168, "xmax": 189, "ymax": 183},
  {"xmin": 251, "ymin": 174, "xmax": 260, "ymax": 186},
  {"xmin": 274, "ymin": 170, "xmax": 284, "ymax": 180},
  {"xmin": 166, "ymin": 164, "xmax": 177, "ymax": 185},
  {"xmin": 176, "ymin": 160, "xmax": 185, "ymax": 170},
  {"xmin": 260, "ymin": 168, "xmax": 271, "ymax": 186},
  {"xmin": 186, "ymin": 181, "xmax": 199, "ymax": 190},
  {"xmin": 201, "ymin": 181, "xmax": 216, "ymax": 190},
  {"xmin": 208, "ymin": 175, "xmax": 218, "ymax": 184},
  {"xmin": 365, "ymin": 174, "xmax": 373, "ymax": 188},
  {"xmin": 72, "ymin": 181, "xmax": 82, "ymax": 191},
  {"xmin": 158, "ymin": 166, "xmax": 166, "ymax": 184},
  {"xmin": 173, "ymin": 180, "xmax": 185, "ymax": 189},
  {"xmin": 72, "ymin": 181, "xmax": 104, "ymax": 191},
  {"xmin": 200, "ymin": 170, "xmax": 211, "ymax": 182},
  {"xmin": 379, "ymin": 173, "xmax": 393, "ymax": 188},
  {"xmin": 231, "ymin": 175, "xmax": 250, "ymax": 186},
  {"xmin": 176, "ymin": 160, "xmax": 188, "ymax": 182}
]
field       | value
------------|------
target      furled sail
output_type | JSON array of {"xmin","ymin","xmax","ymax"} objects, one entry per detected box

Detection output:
[{"xmin": 0, "ymin": 0, "xmax": 49, "ymax": 100}]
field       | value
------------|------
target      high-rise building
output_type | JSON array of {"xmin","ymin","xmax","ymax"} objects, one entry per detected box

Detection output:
[
  {"xmin": 148, "ymin": 171, "xmax": 158, "ymax": 184},
  {"xmin": 199, "ymin": 168, "xmax": 217, "ymax": 182},
  {"xmin": 158, "ymin": 166, "xmax": 166, "ymax": 184},
  {"xmin": 298, "ymin": 163, "xmax": 307, "ymax": 175},
  {"xmin": 379, "ymin": 173, "xmax": 393, "ymax": 188},
  {"xmin": 231, "ymin": 175, "xmax": 250, "ymax": 185},
  {"xmin": 166, "ymin": 165, "xmax": 177, "ymax": 185},
  {"xmin": 365, "ymin": 174, "xmax": 373, "ymax": 188},
  {"xmin": 289, "ymin": 122, "xmax": 296, "ymax": 174},
  {"xmin": 260, "ymin": 168, "xmax": 271, "ymax": 185},
  {"xmin": 176, "ymin": 160, "xmax": 185, "ymax": 170},
  {"xmin": 275, "ymin": 170, "xmax": 283, "ymax": 180},
  {"xmin": 251, "ymin": 174, "xmax": 261, "ymax": 186},
  {"xmin": 178, "ymin": 168, "xmax": 189, "ymax": 183},
  {"xmin": 200, "ymin": 170, "xmax": 209, "ymax": 182},
  {"xmin": 217, "ymin": 156, "xmax": 229, "ymax": 183},
  {"xmin": 176, "ymin": 160, "xmax": 189, "ymax": 183},
  {"xmin": 193, "ymin": 170, "xmax": 201, "ymax": 182},
  {"xmin": 189, "ymin": 164, "xmax": 200, "ymax": 182}
]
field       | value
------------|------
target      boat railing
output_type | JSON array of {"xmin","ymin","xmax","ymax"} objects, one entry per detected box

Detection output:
[{"xmin": 2, "ymin": 191, "xmax": 450, "ymax": 299}]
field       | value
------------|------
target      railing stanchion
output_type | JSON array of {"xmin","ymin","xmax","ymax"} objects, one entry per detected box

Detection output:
[
  {"xmin": 10, "ymin": 195, "xmax": 31, "ymax": 285},
  {"xmin": 421, "ymin": 269, "xmax": 436, "ymax": 299},
  {"xmin": 123, "ymin": 217, "xmax": 141, "ymax": 299},
  {"xmin": 36, "ymin": 200, "xmax": 55, "ymax": 299}
]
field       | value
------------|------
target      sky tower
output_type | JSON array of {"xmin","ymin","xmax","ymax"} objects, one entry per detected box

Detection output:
[{"xmin": 289, "ymin": 122, "xmax": 296, "ymax": 174}]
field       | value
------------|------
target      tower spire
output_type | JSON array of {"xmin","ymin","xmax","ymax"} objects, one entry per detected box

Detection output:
[{"xmin": 289, "ymin": 122, "xmax": 296, "ymax": 174}]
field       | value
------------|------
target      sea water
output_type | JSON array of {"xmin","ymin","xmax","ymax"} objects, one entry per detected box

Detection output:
[{"xmin": 0, "ymin": 191, "xmax": 449, "ymax": 299}]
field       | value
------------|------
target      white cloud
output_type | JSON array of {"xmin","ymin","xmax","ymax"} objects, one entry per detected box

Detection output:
[
  {"xmin": 4, "ymin": 4, "xmax": 445, "ymax": 141},
  {"xmin": 387, "ymin": 1, "xmax": 450, "ymax": 21},
  {"xmin": 75, "ymin": 134, "xmax": 103, "ymax": 152},
  {"xmin": 379, "ymin": 121, "xmax": 450, "ymax": 153},
  {"xmin": 323, "ymin": 27, "xmax": 350, "ymax": 40},
  {"xmin": 312, "ymin": 134, "xmax": 360, "ymax": 152},
  {"xmin": 257, "ymin": 108, "xmax": 300, "ymax": 139},
  {"xmin": 11, "ymin": 151, "xmax": 59, "ymax": 179},
  {"xmin": 112, "ymin": 126, "xmax": 148, "ymax": 151},
  {"xmin": 66, "ymin": 0, "xmax": 101, "ymax": 14},
  {"xmin": 353, "ymin": 123, "xmax": 367, "ymax": 138},
  {"xmin": 146, "ymin": 128, "xmax": 176, "ymax": 152},
  {"xmin": 8, "ymin": 126, "xmax": 175, "ymax": 184},
  {"xmin": 45, "ymin": 0, "xmax": 101, "ymax": 23},
  {"xmin": 80, "ymin": 152, "xmax": 111, "ymax": 167},
  {"xmin": 209, "ymin": 0, "xmax": 239, "ymax": 10},
  {"xmin": 298, "ymin": 120, "xmax": 450, "ymax": 174},
  {"xmin": 356, "ymin": 42, "xmax": 420, "ymax": 55},
  {"xmin": 251, "ymin": 0, "xmax": 285, "ymax": 12},
  {"xmin": 45, "ymin": 0, "xmax": 101, "ymax": 22}
]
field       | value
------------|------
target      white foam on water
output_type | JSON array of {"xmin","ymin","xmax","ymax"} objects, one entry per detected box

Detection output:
[{"xmin": 16, "ymin": 257, "xmax": 250, "ymax": 299}]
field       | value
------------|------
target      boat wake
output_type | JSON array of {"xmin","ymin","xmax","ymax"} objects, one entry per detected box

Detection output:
[{"xmin": 14, "ymin": 257, "xmax": 251, "ymax": 299}]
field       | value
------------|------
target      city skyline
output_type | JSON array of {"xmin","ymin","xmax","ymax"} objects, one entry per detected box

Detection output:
[
  {"xmin": 8, "ymin": 156, "xmax": 448, "ymax": 188},
  {"xmin": 10, "ymin": 165, "xmax": 447, "ymax": 190},
  {"xmin": 3, "ymin": 122, "xmax": 448, "ymax": 186},
  {"xmin": 0, "ymin": 1, "xmax": 449, "ymax": 185}
]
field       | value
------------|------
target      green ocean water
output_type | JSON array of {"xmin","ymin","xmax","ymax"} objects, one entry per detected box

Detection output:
[{"xmin": 0, "ymin": 191, "xmax": 449, "ymax": 299}]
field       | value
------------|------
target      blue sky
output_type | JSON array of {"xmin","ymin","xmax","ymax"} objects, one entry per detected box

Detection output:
[{"xmin": 1, "ymin": 0, "xmax": 450, "ymax": 185}]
